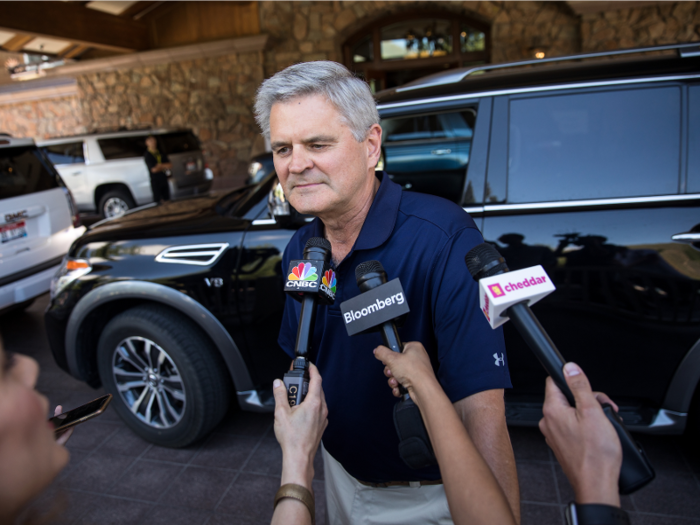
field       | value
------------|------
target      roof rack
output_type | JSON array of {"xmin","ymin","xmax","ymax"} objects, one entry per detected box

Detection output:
[{"xmin": 396, "ymin": 41, "xmax": 700, "ymax": 92}]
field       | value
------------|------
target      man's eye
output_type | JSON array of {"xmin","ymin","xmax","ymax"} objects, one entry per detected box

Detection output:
[
  {"xmin": 311, "ymin": 144, "xmax": 326, "ymax": 150},
  {"xmin": 275, "ymin": 147, "xmax": 290, "ymax": 156}
]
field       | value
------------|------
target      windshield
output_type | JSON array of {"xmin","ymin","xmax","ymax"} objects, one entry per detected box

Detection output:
[{"xmin": 1, "ymin": 146, "xmax": 59, "ymax": 200}]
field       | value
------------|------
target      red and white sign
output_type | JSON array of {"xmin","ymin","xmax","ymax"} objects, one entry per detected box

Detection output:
[{"xmin": 478, "ymin": 265, "xmax": 555, "ymax": 328}]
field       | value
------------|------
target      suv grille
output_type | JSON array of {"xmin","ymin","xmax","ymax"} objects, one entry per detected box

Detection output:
[{"xmin": 155, "ymin": 243, "xmax": 228, "ymax": 266}]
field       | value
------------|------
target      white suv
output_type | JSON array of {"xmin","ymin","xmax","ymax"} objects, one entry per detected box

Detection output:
[
  {"xmin": 38, "ymin": 129, "xmax": 213, "ymax": 218},
  {"xmin": 0, "ymin": 136, "xmax": 85, "ymax": 313}
]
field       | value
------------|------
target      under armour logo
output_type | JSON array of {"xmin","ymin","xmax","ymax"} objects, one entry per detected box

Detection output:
[{"xmin": 493, "ymin": 353, "xmax": 505, "ymax": 366}]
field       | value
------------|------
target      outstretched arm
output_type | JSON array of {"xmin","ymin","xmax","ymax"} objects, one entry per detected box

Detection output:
[
  {"xmin": 375, "ymin": 343, "xmax": 517, "ymax": 525},
  {"xmin": 271, "ymin": 363, "xmax": 328, "ymax": 525}
]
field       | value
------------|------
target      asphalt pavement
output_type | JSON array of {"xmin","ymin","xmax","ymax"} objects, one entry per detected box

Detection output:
[{"xmin": 3, "ymin": 294, "xmax": 699, "ymax": 525}]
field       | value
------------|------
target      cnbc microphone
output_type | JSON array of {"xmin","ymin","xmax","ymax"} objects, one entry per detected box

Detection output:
[
  {"xmin": 464, "ymin": 243, "xmax": 655, "ymax": 494},
  {"xmin": 283, "ymin": 237, "xmax": 335, "ymax": 406},
  {"xmin": 340, "ymin": 260, "xmax": 437, "ymax": 470}
]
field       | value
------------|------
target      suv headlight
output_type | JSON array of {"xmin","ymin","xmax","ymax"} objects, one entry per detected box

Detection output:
[{"xmin": 50, "ymin": 258, "xmax": 91, "ymax": 299}]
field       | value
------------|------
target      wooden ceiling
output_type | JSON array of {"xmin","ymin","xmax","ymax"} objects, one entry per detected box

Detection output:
[{"xmin": 0, "ymin": 1, "xmax": 260, "ymax": 60}]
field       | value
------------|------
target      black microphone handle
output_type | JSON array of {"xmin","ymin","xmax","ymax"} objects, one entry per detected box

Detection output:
[
  {"xmin": 294, "ymin": 294, "xmax": 318, "ymax": 358},
  {"xmin": 506, "ymin": 302, "xmax": 574, "ymax": 406},
  {"xmin": 379, "ymin": 320, "xmax": 409, "ymax": 398}
]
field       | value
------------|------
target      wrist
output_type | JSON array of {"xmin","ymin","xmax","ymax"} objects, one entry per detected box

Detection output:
[
  {"xmin": 281, "ymin": 453, "xmax": 314, "ymax": 489},
  {"xmin": 574, "ymin": 473, "xmax": 620, "ymax": 507},
  {"xmin": 410, "ymin": 374, "xmax": 443, "ymax": 410}
]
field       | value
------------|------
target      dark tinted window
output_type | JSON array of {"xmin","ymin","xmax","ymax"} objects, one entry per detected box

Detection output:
[
  {"xmin": 508, "ymin": 87, "xmax": 681, "ymax": 203},
  {"xmin": 98, "ymin": 136, "xmax": 146, "ymax": 160},
  {"xmin": 41, "ymin": 142, "xmax": 85, "ymax": 165},
  {"xmin": 382, "ymin": 111, "xmax": 475, "ymax": 142},
  {"xmin": 0, "ymin": 146, "xmax": 59, "ymax": 200},
  {"xmin": 688, "ymin": 85, "xmax": 700, "ymax": 193},
  {"xmin": 159, "ymin": 131, "xmax": 200, "ymax": 155}
]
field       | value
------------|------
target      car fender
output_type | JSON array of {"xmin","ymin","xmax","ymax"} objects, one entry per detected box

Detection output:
[
  {"xmin": 65, "ymin": 280, "xmax": 255, "ymax": 392},
  {"xmin": 662, "ymin": 337, "xmax": 700, "ymax": 415}
]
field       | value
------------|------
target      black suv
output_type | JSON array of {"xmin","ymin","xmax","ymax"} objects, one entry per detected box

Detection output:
[{"xmin": 46, "ymin": 43, "xmax": 700, "ymax": 447}]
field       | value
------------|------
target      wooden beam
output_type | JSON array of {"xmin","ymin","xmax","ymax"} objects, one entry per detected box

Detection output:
[
  {"xmin": 2, "ymin": 34, "xmax": 34, "ymax": 52},
  {"xmin": 0, "ymin": 2, "xmax": 149, "ymax": 52},
  {"xmin": 120, "ymin": 1, "xmax": 157, "ymax": 19},
  {"xmin": 61, "ymin": 44, "xmax": 90, "ymax": 59}
]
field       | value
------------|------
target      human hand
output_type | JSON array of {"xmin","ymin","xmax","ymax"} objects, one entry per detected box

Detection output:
[
  {"xmin": 53, "ymin": 405, "xmax": 73, "ymax": 446},
  {"xmin": 273, "ymin": 363, "xmax": 328, "ymax": 489},
  {"xmin": 539, "ymin": 362, "xmax": 622, "ymax": 507},
  {"xmin": 373, "ymin": 341, "xmax": 438, "ymax": 402}
]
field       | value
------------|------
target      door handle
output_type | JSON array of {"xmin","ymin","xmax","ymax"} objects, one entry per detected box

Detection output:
[
  {"xmin": 671, "ymin": 232, "xmax": 700, "ymax": 242},
  {"xmin": 431, "ymin": 149, "xmax": 451, "ymax": 155}
]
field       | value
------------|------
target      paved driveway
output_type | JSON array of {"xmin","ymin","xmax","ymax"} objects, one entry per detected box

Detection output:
[{"xmin": 4, "ymin": 295, "xmax": 699, "ymax": 525}]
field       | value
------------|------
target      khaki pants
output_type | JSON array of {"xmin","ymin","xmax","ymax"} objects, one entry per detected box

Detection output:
[{"xmin": 323, "ymin": 446, "xmax": 454, "ymax": 525}]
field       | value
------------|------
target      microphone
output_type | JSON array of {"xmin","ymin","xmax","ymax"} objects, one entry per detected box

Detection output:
[
  {"xmin": 283, "ymin": 237, "xmax": 335, "ymax": 406},
  {"xmin": 341, "ymin": 261, "xmax": 437, "ymax": 470},
  {"xmin": 465, "ymin": 243, "xmax": 655, "ymax": 494}
]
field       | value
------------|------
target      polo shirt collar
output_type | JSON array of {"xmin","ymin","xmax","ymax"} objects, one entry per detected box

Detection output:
[{"xmin": 308, "ymin": 171, "xmax": 401, "ymax": 253}]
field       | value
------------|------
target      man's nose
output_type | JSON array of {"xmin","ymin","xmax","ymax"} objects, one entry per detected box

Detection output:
[{"xmin": 289, "ymin": 145, "xmax": 313, "ymax": 174}]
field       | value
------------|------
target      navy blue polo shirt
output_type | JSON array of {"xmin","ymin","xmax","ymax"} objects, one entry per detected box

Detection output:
[{"xmin": 278, "ymin": 172, "xmax": 510, "ymax": 483}]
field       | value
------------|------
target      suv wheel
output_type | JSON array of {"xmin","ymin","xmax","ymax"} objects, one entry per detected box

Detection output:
[
  {"xmin": 97, "ymin": 304, "xmax": 231, "ymax": 447},
  {"xmin": 99, "ymin": 190, "xmax": 135, "ymax": 218}
]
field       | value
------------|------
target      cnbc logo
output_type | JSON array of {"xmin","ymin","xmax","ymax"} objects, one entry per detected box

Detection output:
[
  {"xmin": 288, "ymin": 262, "xmax": 318, "ymax": 282},
  {"xmin": 287, "ymin": 262, "xmax": 319, "ymax": 289},
  {"xmin": 322, "ymin": 269, "xmax": 336, "ymax": 293},
  {"xmin": 488, "ymin": 283, "xmax": 505, "ymax": 298}
]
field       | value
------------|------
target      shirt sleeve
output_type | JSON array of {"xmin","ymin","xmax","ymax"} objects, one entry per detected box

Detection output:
[
  {"xmin": 144, "ymin": 151, "xmax": 157, "ymax": 173},
  {"xmin": 430, "ymin": 227, "xmax": 512, "ymax": 403}
]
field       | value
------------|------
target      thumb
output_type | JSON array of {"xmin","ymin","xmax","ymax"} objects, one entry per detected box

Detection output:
[
  {"xmin": 563, "ymin": 362, "xmax": 597, "ymax": 410},
  {"xmin": 373, "ymin": 345, "xmax": 396, "ymax": 366},
  {"xmin": 272, "ymin": 378, "xmax": 290, "ymax": 413}
]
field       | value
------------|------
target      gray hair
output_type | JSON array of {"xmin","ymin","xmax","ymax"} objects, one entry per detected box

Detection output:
[{"xmin": 254, "ymin": 61, "xmax": 379, "ymax": 142}]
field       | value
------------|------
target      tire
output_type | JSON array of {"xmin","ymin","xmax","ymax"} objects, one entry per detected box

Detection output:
[
  {"xmin": 98, "ymin": 189, "xmax": 135, "ymax": 218},
  {"xmin": 97, "ymin": 304, "xmax": 231, "ymax": 447}
]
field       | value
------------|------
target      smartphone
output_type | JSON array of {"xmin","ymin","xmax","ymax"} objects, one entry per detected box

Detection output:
[{"xmin": 49, "ymin": 394, "xmax": 113, "ymax": 435}]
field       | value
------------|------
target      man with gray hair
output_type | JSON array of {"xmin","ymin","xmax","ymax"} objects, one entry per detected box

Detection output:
[{"xmin": 256, "ymin": 61, "xmax": 520, "ymax": 524}]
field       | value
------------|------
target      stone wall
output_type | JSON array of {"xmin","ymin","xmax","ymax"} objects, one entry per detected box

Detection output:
[
  {"xmin": 581, "ymin": 2, "xmax": 700, "ymax": 51},
  {"xmin": 77, "ymin": 51, "xmax": 264, "ymax": 185},
  {"xmin": 0, "ymin": 95, "xmax": 86, "ymax": 139}
]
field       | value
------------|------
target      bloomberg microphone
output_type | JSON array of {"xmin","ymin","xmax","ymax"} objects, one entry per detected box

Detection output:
[
  {"xmin": 283, "ymin": 237, "xmax": 335, "ymax": 406},
  {"xmin": 340, "ymin": 260, "xmax": 437, "ymax": 470},
  {"xmin": 464, "ymin": 243, "xmax": 655, "ymax": 495}
]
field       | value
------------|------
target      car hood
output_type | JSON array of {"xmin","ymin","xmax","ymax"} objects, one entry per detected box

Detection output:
[{"xmin": 74, "ymin": 188, "xmax": 255, "ymax": 246}]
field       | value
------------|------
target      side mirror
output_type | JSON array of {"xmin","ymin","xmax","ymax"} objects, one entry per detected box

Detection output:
[{"xmin": 267, "ymin": 178, "xmax": 306, "ymax": 226}]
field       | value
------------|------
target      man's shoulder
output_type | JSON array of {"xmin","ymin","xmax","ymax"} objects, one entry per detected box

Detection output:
[{"xmin": 398, "ymin": 191, "xmax": 477, "ymax": 238}]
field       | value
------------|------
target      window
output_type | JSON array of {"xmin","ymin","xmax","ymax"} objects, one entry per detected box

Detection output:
[
  {"xmin": 507, "ymin": 87, "xmax": 681, "ymax": 203},
  {"xmin": 382, "ymin": 111, "xmax": 474, "ymax": 143},
  {"xmin": 98, "ymin": 136, "xmax": 147, "ymax": 160},
  {"xmin": 41, "ymin": 142, "xmax": 85, "ymax": 165},
  {"xmin": 1, "ymin": 146, "xmax": 58, "ymax": 200},
  {"xmin": 344, "ymin": 12, "xmax": 489, "ymax": 91},
  {"xmin": 159, "ymin": 132, "xmax": 201, "ymax": 155},
  {"xmin": 688, "ymin": 85, "xmax": 700, "ymax": 194}
]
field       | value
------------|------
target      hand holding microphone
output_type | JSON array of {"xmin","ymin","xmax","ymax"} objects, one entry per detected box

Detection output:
[
  {"xmin": 464, "ymin": 243, "xmax": 655, "ymax": 495},
  {"xmin": 283, "ymin": 237, "xmax": 335, "ymax": 406}
]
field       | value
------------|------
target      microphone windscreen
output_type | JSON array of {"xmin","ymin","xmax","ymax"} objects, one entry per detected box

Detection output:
[
  {"xmin": 465, "ymin": 243, "xmax": 509, "ymax": 281},
  {"xmin": 305, "ymin": 236, "xmax": 331, "ymax": 252},
  {"xmin": 355, "ymin": 260, "xmax": 385, "ymax": 284}
]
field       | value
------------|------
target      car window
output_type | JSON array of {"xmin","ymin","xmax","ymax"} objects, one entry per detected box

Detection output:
[
  {"xmin": 507, "ymin": 86, "xmax": 681, "ymax": 203},
  {"xmin": 41, "ymin": 142, "xmax": 85, "ymax": 165},
  {"xmin": 98, "ymin": 136, "xmax": 147, "ymax": 160},
  {"xmin": 687, "ymin": 84, "xmax": 700, "ymax": 194},
  {"xmin": 0, "ymin": 146, "xmax": 59, "ymax": 200},
  {"xmin": 382, "ymin": 111, "xmax": 474, "ymax": 142},
  {"xmin": 159, "ymin": 131, "xmax": 200, "ymax": 154}
]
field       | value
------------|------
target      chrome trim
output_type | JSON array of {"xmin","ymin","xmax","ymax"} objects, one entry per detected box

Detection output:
[
  {"xmin": 463, "ymin": 206, "xmax": 484, "ymax": 214},
  {"xmin": 155, "ymin": 243, "xmax": 228, "ymax": 266},
  {"xmin": 482, "ymin": 193, "xmax": 700, "ymax": 213},
  {"xmin": 672, "ymin": 233, "xmax": 700, "ymax": 242},
  {"xmin": 251, "ymin": 218, "xmax": 277, "ymax": 226},
  {"xmin": 236, "ymin": 389, "xmax": 274, "ymax": 413},
  {"xmin": 396, "ymin": 42, "xmax": 700, "ymax": 92},
  {"xmin": 641, "ymin": 409, "xmax": 687, "ymax": 435},
  {"xmin": 378, "ymin": 74, "xmax": 700, "ymax": 111}
]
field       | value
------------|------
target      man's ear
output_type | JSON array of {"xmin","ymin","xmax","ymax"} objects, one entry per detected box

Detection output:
[{"xmin": 365, "ymin": 124, "xmax": 382, "ymax": 169}]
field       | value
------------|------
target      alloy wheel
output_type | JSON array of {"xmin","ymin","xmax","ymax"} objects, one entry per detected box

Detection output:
[
  {"xmin": 112, "ymin": 336, "xmax": 186, "ymax": 429},
  {"xmin": 103, "ymin": 197, "xmax": 130, "ymax": 218}
]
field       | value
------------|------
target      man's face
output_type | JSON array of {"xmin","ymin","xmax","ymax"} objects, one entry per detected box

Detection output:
[
  {"xmin": 269, "ymin": 94, "xmax": 381, "ymax": 219},
  {"xmin": 146, "ymin": 137, "xmax": 156, "ymax": 149}
]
